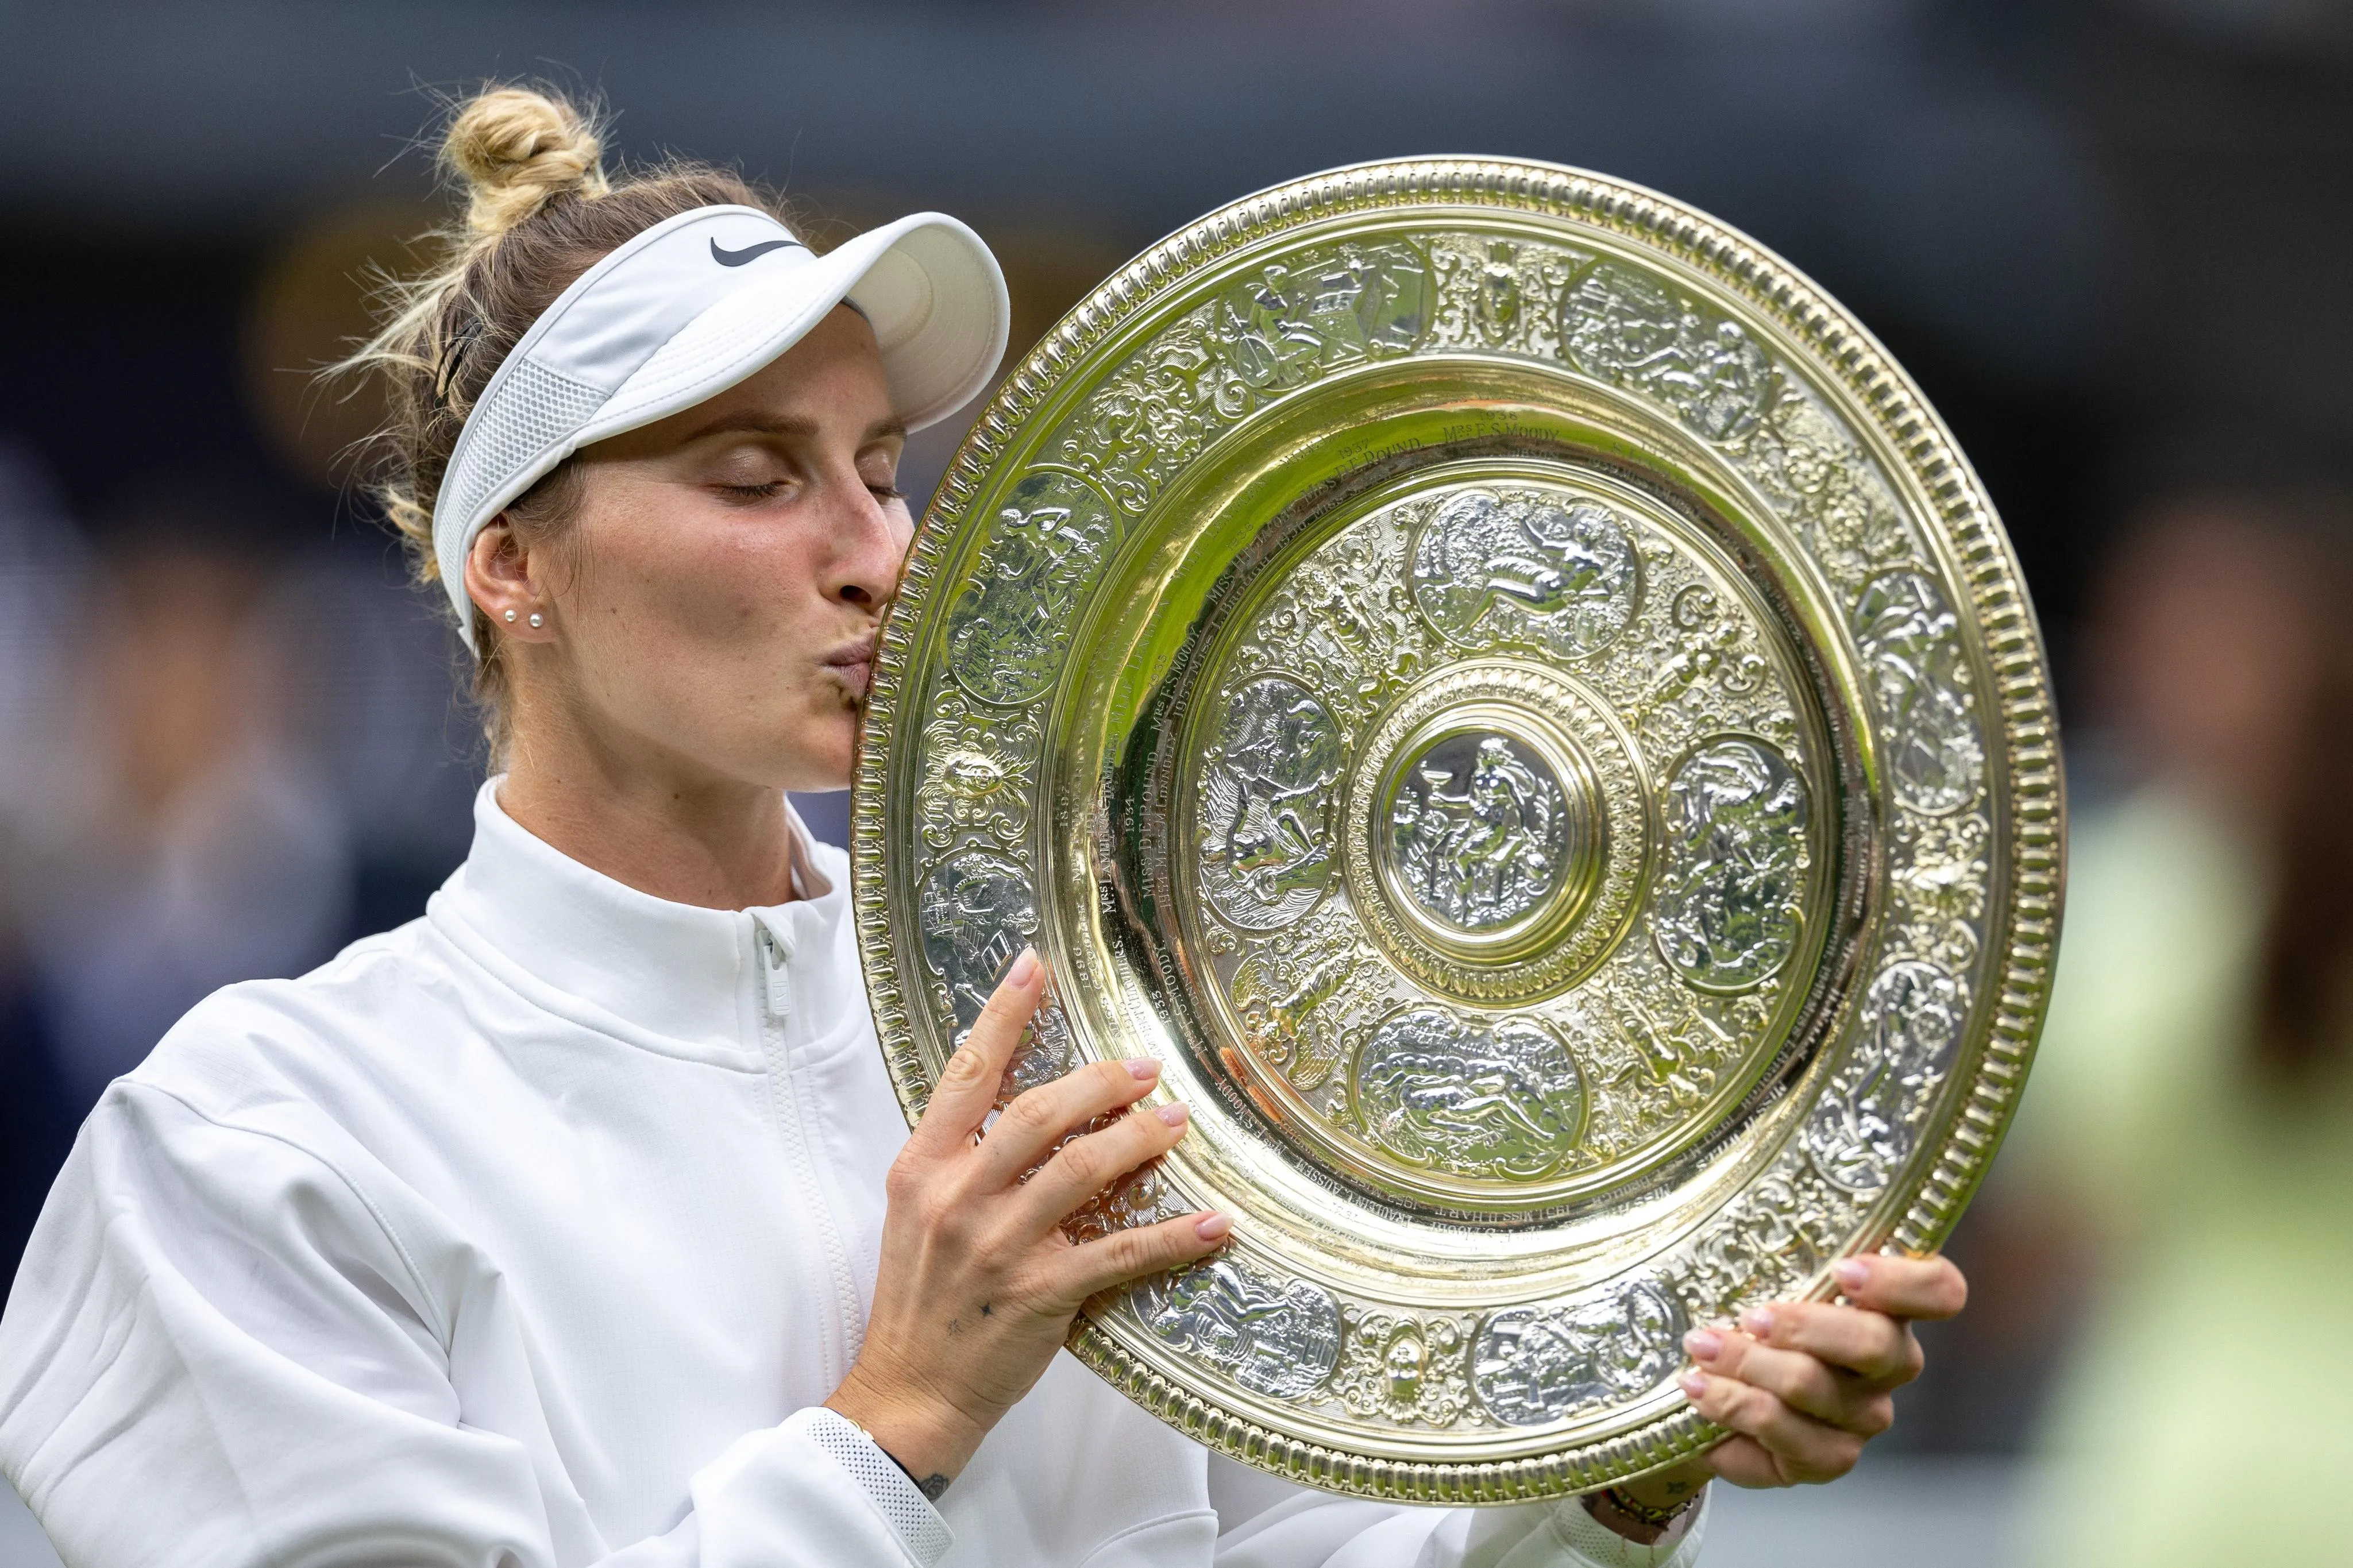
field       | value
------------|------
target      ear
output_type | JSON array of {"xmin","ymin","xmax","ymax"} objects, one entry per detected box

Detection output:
[{"xmin": 462, "ymin": 517, "xmax": 556, "ymax": 643}]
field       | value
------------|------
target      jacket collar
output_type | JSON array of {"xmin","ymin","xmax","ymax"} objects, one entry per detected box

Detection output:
[{"xmin": 432, "ymin": 779, "xmax": 843, "ymax": 1050}]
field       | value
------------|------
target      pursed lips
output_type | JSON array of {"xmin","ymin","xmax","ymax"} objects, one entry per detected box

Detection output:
[{"xmin": 823, "ymin": 634, "xmax": 879, "ymax": 696}]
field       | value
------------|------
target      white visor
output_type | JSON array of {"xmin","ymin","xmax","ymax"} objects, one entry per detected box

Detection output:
[{"xmin": 431, "ymin": 203, "xmax": 1009, "ymax": 646}]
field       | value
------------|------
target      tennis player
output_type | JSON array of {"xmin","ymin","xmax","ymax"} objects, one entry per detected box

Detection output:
[{"xmin": 0, "ymin": 87, "xmax": 1965, "ymax": 1567}]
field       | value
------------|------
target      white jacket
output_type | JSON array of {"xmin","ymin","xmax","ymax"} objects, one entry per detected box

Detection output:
[{"xmin": 0, "ymin": 783, "xmax": 1705, "ymax": 1568}]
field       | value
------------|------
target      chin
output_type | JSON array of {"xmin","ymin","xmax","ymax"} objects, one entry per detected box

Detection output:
[{"xmin": 778, "ymin": 713, "xmax": 859, "ymax": 793}]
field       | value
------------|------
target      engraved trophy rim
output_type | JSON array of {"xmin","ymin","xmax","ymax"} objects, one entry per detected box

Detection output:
[{"xmin": 851, "ymin": 157, "xmax": 2065, "ymax": 1501}]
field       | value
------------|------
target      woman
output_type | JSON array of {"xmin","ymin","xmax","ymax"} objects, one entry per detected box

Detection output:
[
  {"xmin": 2010, "ymin": 492, "xmax": 2353, "ymax": 1564},
  {"xmin": 0, "ymin": 87, "xmax": 1963, "ymax": 1567}
]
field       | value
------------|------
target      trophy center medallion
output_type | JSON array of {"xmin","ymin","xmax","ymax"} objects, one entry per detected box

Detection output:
[
  {"xmin": 1374, "ymin": 719, "xmax": 1596, "ymax": 954},
  {"xmin": 1340, "ymin": 662, "xmax": 1649, "ymax": 1010}
]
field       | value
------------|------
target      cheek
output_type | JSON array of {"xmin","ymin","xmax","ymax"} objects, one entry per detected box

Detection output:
[{"xmin": 574, "ymin": 498, "xmax": 817, "ymax": 663}]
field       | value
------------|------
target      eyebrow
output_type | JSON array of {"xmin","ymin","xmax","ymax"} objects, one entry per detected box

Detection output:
[{"xmin": 679, "ymin": 411, "xmax": 909, "ymax": 446}]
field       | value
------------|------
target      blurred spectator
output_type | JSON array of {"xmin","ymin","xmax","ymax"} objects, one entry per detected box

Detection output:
[
  {"xmin": 2, "ymin": 489, "xmax": 352, "ymax": 1118},
  {"xmin": 0, "ymin": 446, "xmax": 82, "ymax": 1299},
  {"xmin": 2004, "ymin": 489, "xmax": 2353, "ymax": 1563}
]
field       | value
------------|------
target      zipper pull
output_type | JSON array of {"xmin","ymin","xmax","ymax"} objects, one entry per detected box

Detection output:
[{"xmin": 754, "ymin": 916, "xmax": 794, "ymax": 1024}]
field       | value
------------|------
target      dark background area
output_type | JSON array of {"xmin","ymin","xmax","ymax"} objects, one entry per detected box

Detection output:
[{"xmin": 1, "ymin": 0, "xmax": 2348, "ymax": 1473}]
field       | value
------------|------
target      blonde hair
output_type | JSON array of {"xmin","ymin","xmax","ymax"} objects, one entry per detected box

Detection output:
[{"xmin": 340, "ymin": 84, "xmax": 796, "ymax": 758}]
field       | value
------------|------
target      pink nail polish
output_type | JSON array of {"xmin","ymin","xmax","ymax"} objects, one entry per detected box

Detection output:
[
  {"xmin": 1683, "ymin": 1328, "xmax": 1722, "ymax": 1360},
  {"xmin": 1125, "ymin": 1057, "xmax": 1161, "ymax": 1080},
  {"xmin": 1156, "ymin": 1103, "xmax": 1189, "ymax": 1128},
  {"xmin": 1006, "ymin": 948, "xmax": 1039, "ymax": 987},
  {"xmin": 1195, "ymin": 1212, "xmax": 1232, "ymax": 1241},
  {"xmin": 1833, "ymin": 1257, "xmax": 1870, "ymax": 1292},
  {"xmin": 1738, "ymin": 1306, "xmax": 1775, "ymax": 1338},
  {"xmin": 1679, "ymin": 1370, "xmax": 1708, "ymax": 1400}
]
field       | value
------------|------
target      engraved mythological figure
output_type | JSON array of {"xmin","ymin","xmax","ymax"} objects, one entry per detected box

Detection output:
[
  {"xmin": 1055, "ymin": 314, "xmax": 1232, "ymax": 513},
  {"xmin": 1427, "ymin": 234, "xmax": 1583, "ymax": 358},
  {"xmin": 1388, "ymin": 732, "xmax": 1571, "ymax": 930},
  {"xmin": 1676, "ymin": 1170, "xmax": 1822, "ymax": 1320},
  {"xmin": 1134, "ymin": 1256, "xmax": 1342, "ymax": 1400},
  {"xmin": 1743, "ymin": 391, "xmax": 1918, "ymax": 585},
  {"xmin": 1806, "ymin": 959, "xmax": 1966, "ymax": 1194},
  {"xmin": 1560, "ymin": 265, "xmax": 1779, "ymax": 442},
  {"xmin": 1243, "ymin": 521, "xmax": 1430, "ymax": 717},
  {"xmin": 1352, "ymin": 1008, "xmax": 1587, "ymax": 1180},
  {"xmin": 1333, "ymin": 1310, "xmax": 1478, "ymax": 1427},
  {"xmin": 1851, "ymin": 571, "xmax": 1982, "ymax": 815},
  {"xmin": 1477, "ymin": 241, "xmax": 1522, "ymax": 343},
  {"xmin": 1472, "ymin": 1280, "xmax": 1687, "ymax": 1426},
  {"xmin": 915, "ymin": 692, "xmax": 1040, "ymax": 850},
  {"xmin": 997, "ymin": 992, "xmax": 1077, "ymax": 1100},
  {"xmin": 1214, "ymin": 245, "xmax": 1429, "ymax": 392},
  {"xmin": 944, "ymin": 470, "xmax": 1116, "ymax": 706},
  {"xmin": 1603, "ymin": 980, "xmax": 1742, "ymax": 1120},
  {"xmin": 1892, "ymin": 812, "xmax": 1992, "ymax": 975},
  {"xmin": 917, "ymin": 851, "xmax": 1036, "ymax": 1041},
  {"xmin": 1230, "ymin": 947, "xmax": 1355, "ymax": 1091},
  {"xmin": 1653, "ymin": 737, "xmax": 1808, "ymax": 992},
  {"xmin": 1409, "ymin": 488, "xmax": 1638, "ymax": 658},
  {"xmin": 1640, "ymin": 584, "xmax": 1768, "ymax": 713},
  {"xmin": 1063, "ymin": 1158, "xmax": 1178, "ymax": 1245},
  {"xmin": 1054, "ymin": 243, "xmax": 1428, "ymax": 516},
  {"xmin": 1197, "ymin": 676, "xmax": 1344, "ymax": 928}
]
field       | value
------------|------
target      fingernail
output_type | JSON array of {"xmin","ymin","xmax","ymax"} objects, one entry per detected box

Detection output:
[
  {"xmin": 1683, "ymin": 1328, "xmax": 1722, "ymax": 1360},
  {"xmin": 1679, "ymin": 1370, "xmax": 1708, "ymax": 1400},
  {"xmin": 1125, "ymin": 1057, "xmax": 1161, "ymax": 1080},
  {"xmin": 1834, "ymin": 1257, "xmax": 1870, "ymax": 1292},
  {"xmin": 1738, "ymin": 1306, "xmax": 1775, "ymax": 1339},
  {"xmin": 1006, "ymin": 948, "xmax": 1039, "ymax": 988},
  {"xmin": 1156, "ymin": 1103, "xmax": 1189, "ymax": 1129},
  {"xmin": 1195, "ymin": 1212, "xmax": 1232, "ymax": 1241}
]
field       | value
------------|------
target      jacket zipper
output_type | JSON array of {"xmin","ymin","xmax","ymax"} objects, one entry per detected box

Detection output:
[
  {"xmin": 755, "ymin": 921, "xmax": 793, "ymax": 1024},
  {"xmin": 752, "ymin": 914, "xmax": 863, "ymax": 1380}
]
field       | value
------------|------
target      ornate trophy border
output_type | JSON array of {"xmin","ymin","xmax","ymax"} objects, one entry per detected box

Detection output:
[{"xmin": 850, "ymin": 159, "xmax": 2064, "ymax": 1500}]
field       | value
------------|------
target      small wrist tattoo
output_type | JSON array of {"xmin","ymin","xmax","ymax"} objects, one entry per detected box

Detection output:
[{"xmin": 877, "ymin": 1442, "xmax": 951, "ymax": 1503}]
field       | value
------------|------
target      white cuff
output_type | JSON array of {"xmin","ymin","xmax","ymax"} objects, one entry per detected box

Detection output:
[{"xmin": 797, "ymin": 1408, "xmax": 955, "ymax": 1567}]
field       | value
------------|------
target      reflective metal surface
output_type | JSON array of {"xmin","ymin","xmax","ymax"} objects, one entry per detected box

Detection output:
[{"xmin": 851, "ymin": 160, "xmax": 2063, "ymax": 1500}]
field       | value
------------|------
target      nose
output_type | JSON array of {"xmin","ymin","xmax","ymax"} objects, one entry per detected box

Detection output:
[{"xmin": 826, "ymin": 472, "xmax": 913, "ymax": 614}]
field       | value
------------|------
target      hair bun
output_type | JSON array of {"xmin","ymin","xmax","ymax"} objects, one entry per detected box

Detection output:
[{"xmin": 441, "ymin": 87, "xmax": 611, "ymax": 237}]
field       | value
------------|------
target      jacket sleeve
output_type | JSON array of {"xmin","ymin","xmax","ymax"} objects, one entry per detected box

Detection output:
[
  {"xmin": 0, "ymin": 1082, "xmax": 952, "ymax": 1568},
  {"xmin": 1208, "ymin": 1454, "xmax": 1708, "ymax": 1568}
]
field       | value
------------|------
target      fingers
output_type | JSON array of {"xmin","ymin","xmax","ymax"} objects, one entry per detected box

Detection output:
[
  {"xmin": 1677, "ymin": 1254, "xmax": 1958, "ymax": 1489},
  {"xmin": 1830, "ymin": 1252, "xmax": 1966, "ymax": 1322},
  {"xmin": 908, "ymin": 948, "xmax": 1044, "ymax": 1153},
  {"xmin": 1017, "ymin": 1100, "xmax": 1190, "ymax": 1223},
  {"xmin": 1047, "ymin": 1210, "xmax": 1233, "ymax": 1306},
  {"xmin": 1684, "ymin": 1323, "xmax": 1895, "ymax": 1433},
  {"xmin": 1714, "ymin": 1299, "xmax": 1922, "ymax": 1389},
  {"xmin": 1681, "ymin": 1366, "xmax": 1864, "ymax": 1485},
  {"xmin": 1702, "ymin": 1434, "xmax": 1806, "ymax": 1489},
  {"xmin": 975, "ymin": 1056, "xmax": 1166, "ymax": 1185}
]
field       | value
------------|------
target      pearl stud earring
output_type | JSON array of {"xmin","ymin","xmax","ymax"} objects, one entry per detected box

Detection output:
[
  {"xmin": 504, "ymin": 609, "xmax": 517, "ymax": 623},
  {"xmin": 529, "ymin": 612, "xmax": 544, "ymax": 629}
]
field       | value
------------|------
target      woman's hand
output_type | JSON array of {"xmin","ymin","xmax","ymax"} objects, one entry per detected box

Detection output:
[
  {"xmin": 1684, "ymin": 1253, "xmax": 1966, "ymax": 1484},
  {"xmin": 1591, "ymin": 1253, "xmax": 1966, "ymax": 1541},
  {"xmin": 826, "ymin": 948, "xmax": 1230, "ymax": 1490}
]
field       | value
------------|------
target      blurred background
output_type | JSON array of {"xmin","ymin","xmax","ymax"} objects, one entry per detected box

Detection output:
[{"xmin": 1, "ymin": 1, "xmax": 2350, "ymax": 1563}]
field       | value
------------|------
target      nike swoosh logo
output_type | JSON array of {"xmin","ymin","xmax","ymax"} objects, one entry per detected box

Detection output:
[{"xmin": 709, "ymin": 237, "xmax": 805, "ymax": 267}]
